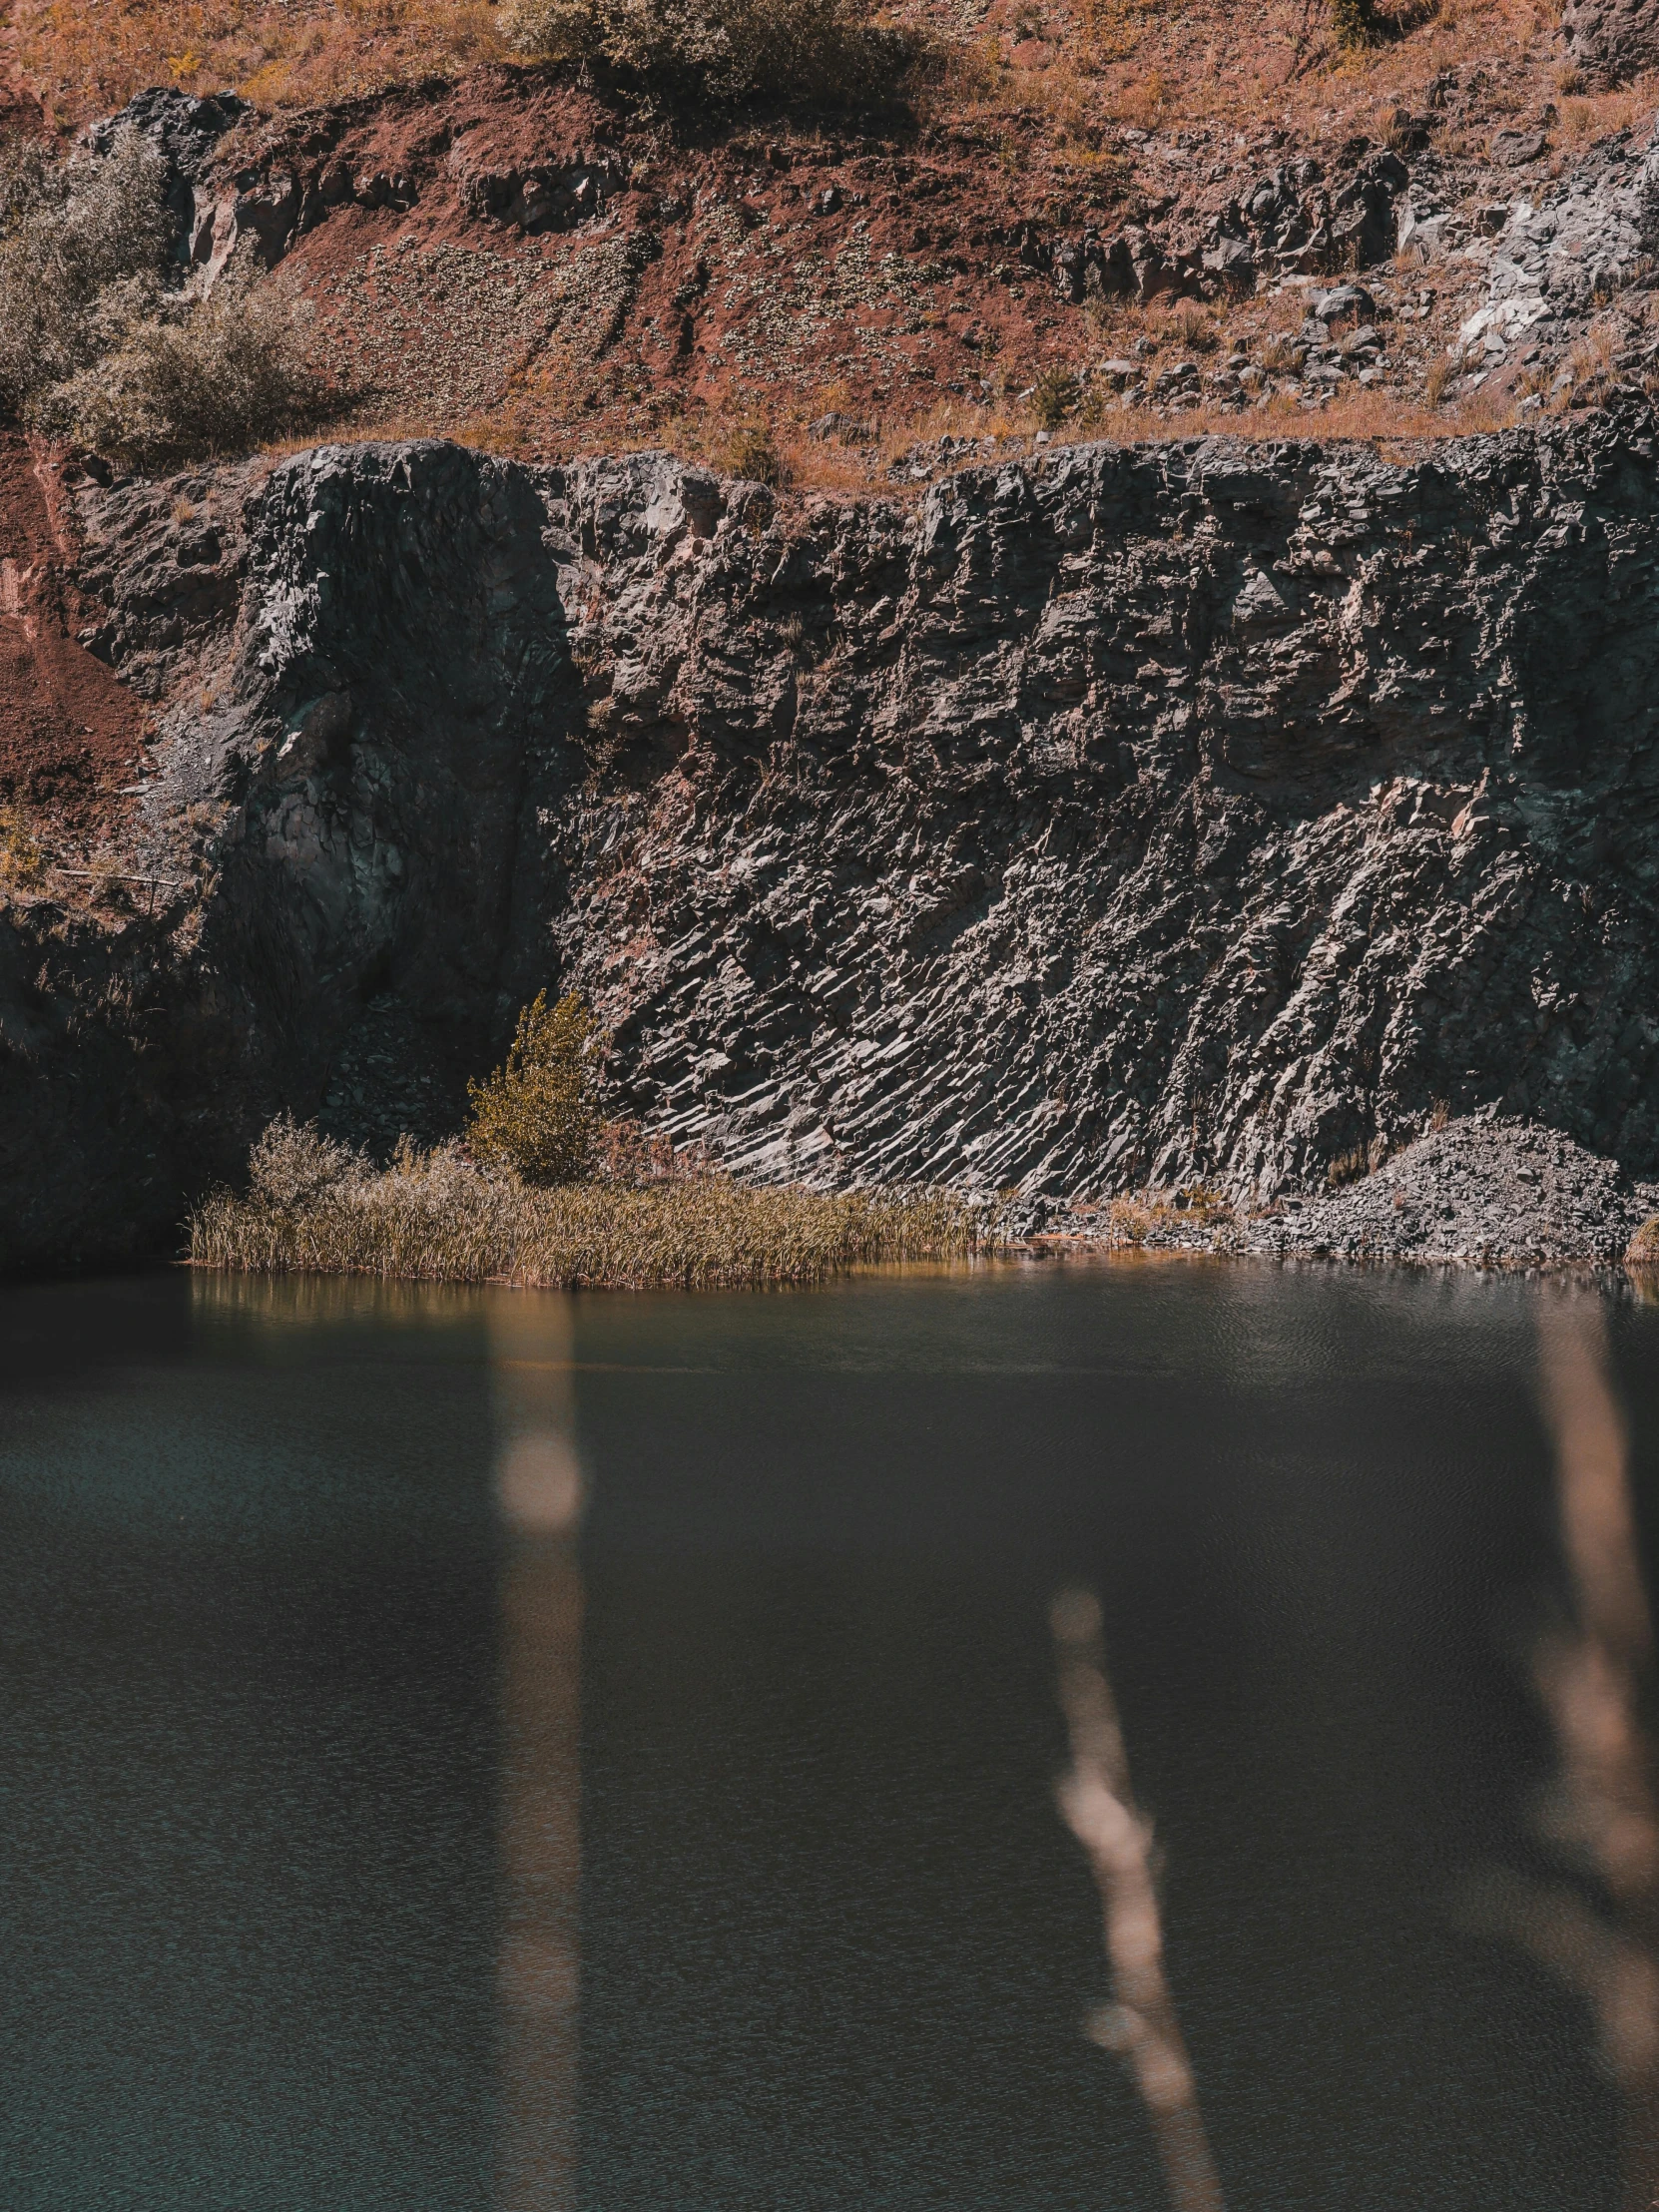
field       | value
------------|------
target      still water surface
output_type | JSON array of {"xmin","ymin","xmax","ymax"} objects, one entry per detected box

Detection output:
[{"xmin": 1, "ymin": 1261, "xmax": 1654, "ymax": 2209}]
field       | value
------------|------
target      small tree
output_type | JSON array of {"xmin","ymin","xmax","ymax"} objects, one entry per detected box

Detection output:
[{"xmin": 466, "ymin": 991, "xmax": 598, "ymax": 1185}]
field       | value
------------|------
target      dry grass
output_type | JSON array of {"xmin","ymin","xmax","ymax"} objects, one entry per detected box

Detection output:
[
  {"xmin": 1563, "ymin": 316, "xmax": 1619, "ymax": 403},
  {"xmin": 189, "ymin": 1124, "xmax": 1007, "ymax": 1288},
  {"xmin": 1061, "ymin": 380, "xmax": 1519, "ymax": 448},
  {"xmin": 1168, "ymin": 302, "xmax": 1221, "ymax": 356},
  {"xmin": 918, "ymin": 0, "xmax": 1548, "ymax": 149},
  {"xmin": 1557, "ymin": 77, "xmax": 1659, "ymax": 150},
  {"xmin": 1100, "ymin": 1195, "xmax": 1158, "ymax": 1246},
  {"xmin": 535, "ymin": 372, "xmax": 1527, "ymax": 501},
  {"xmin": 707, "ymin": 413, "xmax": 788, "ymax": 485},
  {"xmin": 7, "ymin": 0, "xmax": 510, "ymax": 126},
  {"xmin": 1081, "ymin": 1186, "xmax": 1241, "ymax": 1249},
  {"xmin": 10, "ymin": 0, "xmax": 913, "ymax": 122},
  {"xmin": 0, "ymin": 0, "xmax": 1580, "ymax": 148},
  {"xmin": 1423, "ymin": 348, "xmax": 1458, "ymax": 406}
]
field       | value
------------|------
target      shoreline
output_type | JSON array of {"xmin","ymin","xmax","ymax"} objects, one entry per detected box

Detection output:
[{"xmin": 175, "ymin": 1111, "xmax": 1659, "ymax": 1292}]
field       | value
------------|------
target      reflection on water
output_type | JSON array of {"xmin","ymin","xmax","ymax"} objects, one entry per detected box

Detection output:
[
  {"xmin": 491, "ymin": 1296, "xmax": 584, "ymax": 2210},
  {"xmin": 1465, "ymin": 1297, "xmax": 1659, "ymax": 2212},
  {"xmin": 7, "ymin": 1262, "xmax": 1659, "ymax": 2207},
  {"xmin": 1053, "ymin": 1586, "xmax": 1225, "ymax": 2212}
]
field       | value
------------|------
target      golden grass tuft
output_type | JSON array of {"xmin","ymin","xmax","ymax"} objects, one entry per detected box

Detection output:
[
  {"xmin": 8, "ymin": 0, "xmax": 511, "ymax": 127},
  {"xmin": 1422, "ymin": 349, "xmax": 1458, "ymax": 407},
  {"xmin": 189, "ymin": 1125, "xmax": 1008, "ymax": 1288},
  {"xmin": 0, "ymin": 805, "xmax": 49, "ymax": 893},
  {"xmin": 1627, "ymin": 1217, "xmax": 1659, "ymax": 1267}
]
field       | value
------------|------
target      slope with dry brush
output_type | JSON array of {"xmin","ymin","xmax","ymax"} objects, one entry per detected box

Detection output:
[{"xmin": 4, "ymin": 0, "xmax": 1655, "ymax": 487}]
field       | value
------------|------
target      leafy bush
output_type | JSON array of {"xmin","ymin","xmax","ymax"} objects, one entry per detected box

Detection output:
[
  {"xmin": 247, "ymin": 1114, "xmax": 365, "ymax": 1210},
  {"xmin": 503, "ymin": 0, "xmax": 910, "ymax": 111},
  {"xmin": 466, "ymin": 990, "xmax": 599, "ymax": 1186},
  {"xmin": 0, "ymin": 125, "xmax": 325, "ymax": 466}
]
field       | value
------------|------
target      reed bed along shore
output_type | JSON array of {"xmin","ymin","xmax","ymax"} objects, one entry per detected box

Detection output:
[{"xmin": 188, "ymin": 1143, "xmax": 1004, "ymax": 1291}]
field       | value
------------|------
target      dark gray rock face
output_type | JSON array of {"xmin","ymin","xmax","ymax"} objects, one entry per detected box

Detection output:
[
  {"xmin": 1562, "ymin": 0, "xmax": 1659, "ymax": 86},
  {"xmin": 11, "ymin": 411, "xmax": 1659, "ymax": 1264},
  {"xmin": 536, "ymin": 418, "xmax": 1659, "ymax": 1199}
]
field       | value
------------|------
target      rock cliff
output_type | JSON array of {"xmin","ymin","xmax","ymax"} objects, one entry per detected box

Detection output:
[{"xmin": 9, "ymin": 407, "xmax": 1659, "ymax": 1265}]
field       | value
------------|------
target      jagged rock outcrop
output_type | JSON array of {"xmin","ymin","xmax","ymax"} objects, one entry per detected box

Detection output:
[
  {"xmin": 9, "ymin": 407, "xmax": 1659, "ymax": 1265},
  {"xmin": 1562, "ymin": 0, "xmax": 1659, "ymax": 87},
  {"xmin": 1459, "ymin": 122, "xmax": 1659, "ymax": 359},
  {"xmin": 87, "ymin": 86, "xmax": 252, "ymax": 275}
]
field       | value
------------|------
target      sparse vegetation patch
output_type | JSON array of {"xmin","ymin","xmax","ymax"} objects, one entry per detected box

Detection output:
[
  {"xmin": 0, "ymin": 127, "xmax": 326, "ymax": 467},
  {"xmin": 190, "ymin": 1114, "xmax": 1006, "ymax": 1289}
]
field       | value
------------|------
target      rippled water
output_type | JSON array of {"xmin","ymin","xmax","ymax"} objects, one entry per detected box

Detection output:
[{"xmin": 2, "ymin": 1260, "xmax": 1655, "ymax": 2210}]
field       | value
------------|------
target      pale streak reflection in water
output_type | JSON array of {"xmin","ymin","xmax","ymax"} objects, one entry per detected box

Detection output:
[
  {"xmin": 1481, "ymin": 1296, "xmax": 1659, "ymax": 2212},
  {"xmin": 490, "ymin": 1294, "xmax": 584, "ymax": 2211},
  {"xmin": 1063, "ymin": 1289, "xmax": 1659, "ymax": 2212}
]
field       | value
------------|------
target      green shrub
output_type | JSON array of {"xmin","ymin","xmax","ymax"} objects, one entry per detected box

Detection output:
[
  {"xmin": 37, "ymin": 259, "xmax": 324, "ymax": 464},
  {"xmin": 1029, "ymin": 365, "xmax": 1080, "ymax": 430},
  {"xmin": 0, "ymin": 126, "xmax": 325, "ymax": 466},
  {"xmin": 504, "ymin": 0, "xmax": 910, "ymax": 111},
  {"xmin": 466, "ymin": 990, "xmax": 599, "ymax": 1186}
]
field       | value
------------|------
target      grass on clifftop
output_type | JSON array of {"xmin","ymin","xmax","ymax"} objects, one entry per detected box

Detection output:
[{"xmin": 188, "ymin": 1121, "xmax": 1001, "ymax": 1288}]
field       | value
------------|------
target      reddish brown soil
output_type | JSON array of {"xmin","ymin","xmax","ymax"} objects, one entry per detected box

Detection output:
[
  {"xmin": 231, "ymin": 67, "xmax": 1121, "ymax": 455},
  {"xmin": 0, "ymin": 434, "xmax": 149, "ymax": 830},
  {"xmin": 216, "ymin": 36, "xmax": 1617, "ymax": 468}
]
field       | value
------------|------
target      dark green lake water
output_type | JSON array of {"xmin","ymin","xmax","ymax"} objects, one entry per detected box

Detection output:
[{"xmin": 1, "ymin": 1260, "xmax": 1652, "ymax": 2210}]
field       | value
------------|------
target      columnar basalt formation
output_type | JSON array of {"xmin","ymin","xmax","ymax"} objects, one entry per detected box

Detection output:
[{"xmin": 7, "ymin": 407, "xmax": 1659, "ymax": 1266}]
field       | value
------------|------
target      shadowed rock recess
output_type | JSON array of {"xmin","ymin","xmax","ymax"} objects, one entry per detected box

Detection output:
[{"xmin": 12, "ymin": 407, "xmax": 1659, "ymax": 1266}]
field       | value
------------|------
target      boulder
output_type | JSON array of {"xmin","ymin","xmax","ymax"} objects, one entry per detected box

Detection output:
[
  {"xmin": 1561, "ymin": 0, "xmax": 1659, "ymax": 85},
  {"xmin": 1311, "ymin": 282, "xmax": 1377, "ymax": 324}
]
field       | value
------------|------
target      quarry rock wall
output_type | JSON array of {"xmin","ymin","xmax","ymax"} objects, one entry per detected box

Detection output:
[{"xmin": 10, "ymin": 409, "xmax": 1659, "ymax": 1261}]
